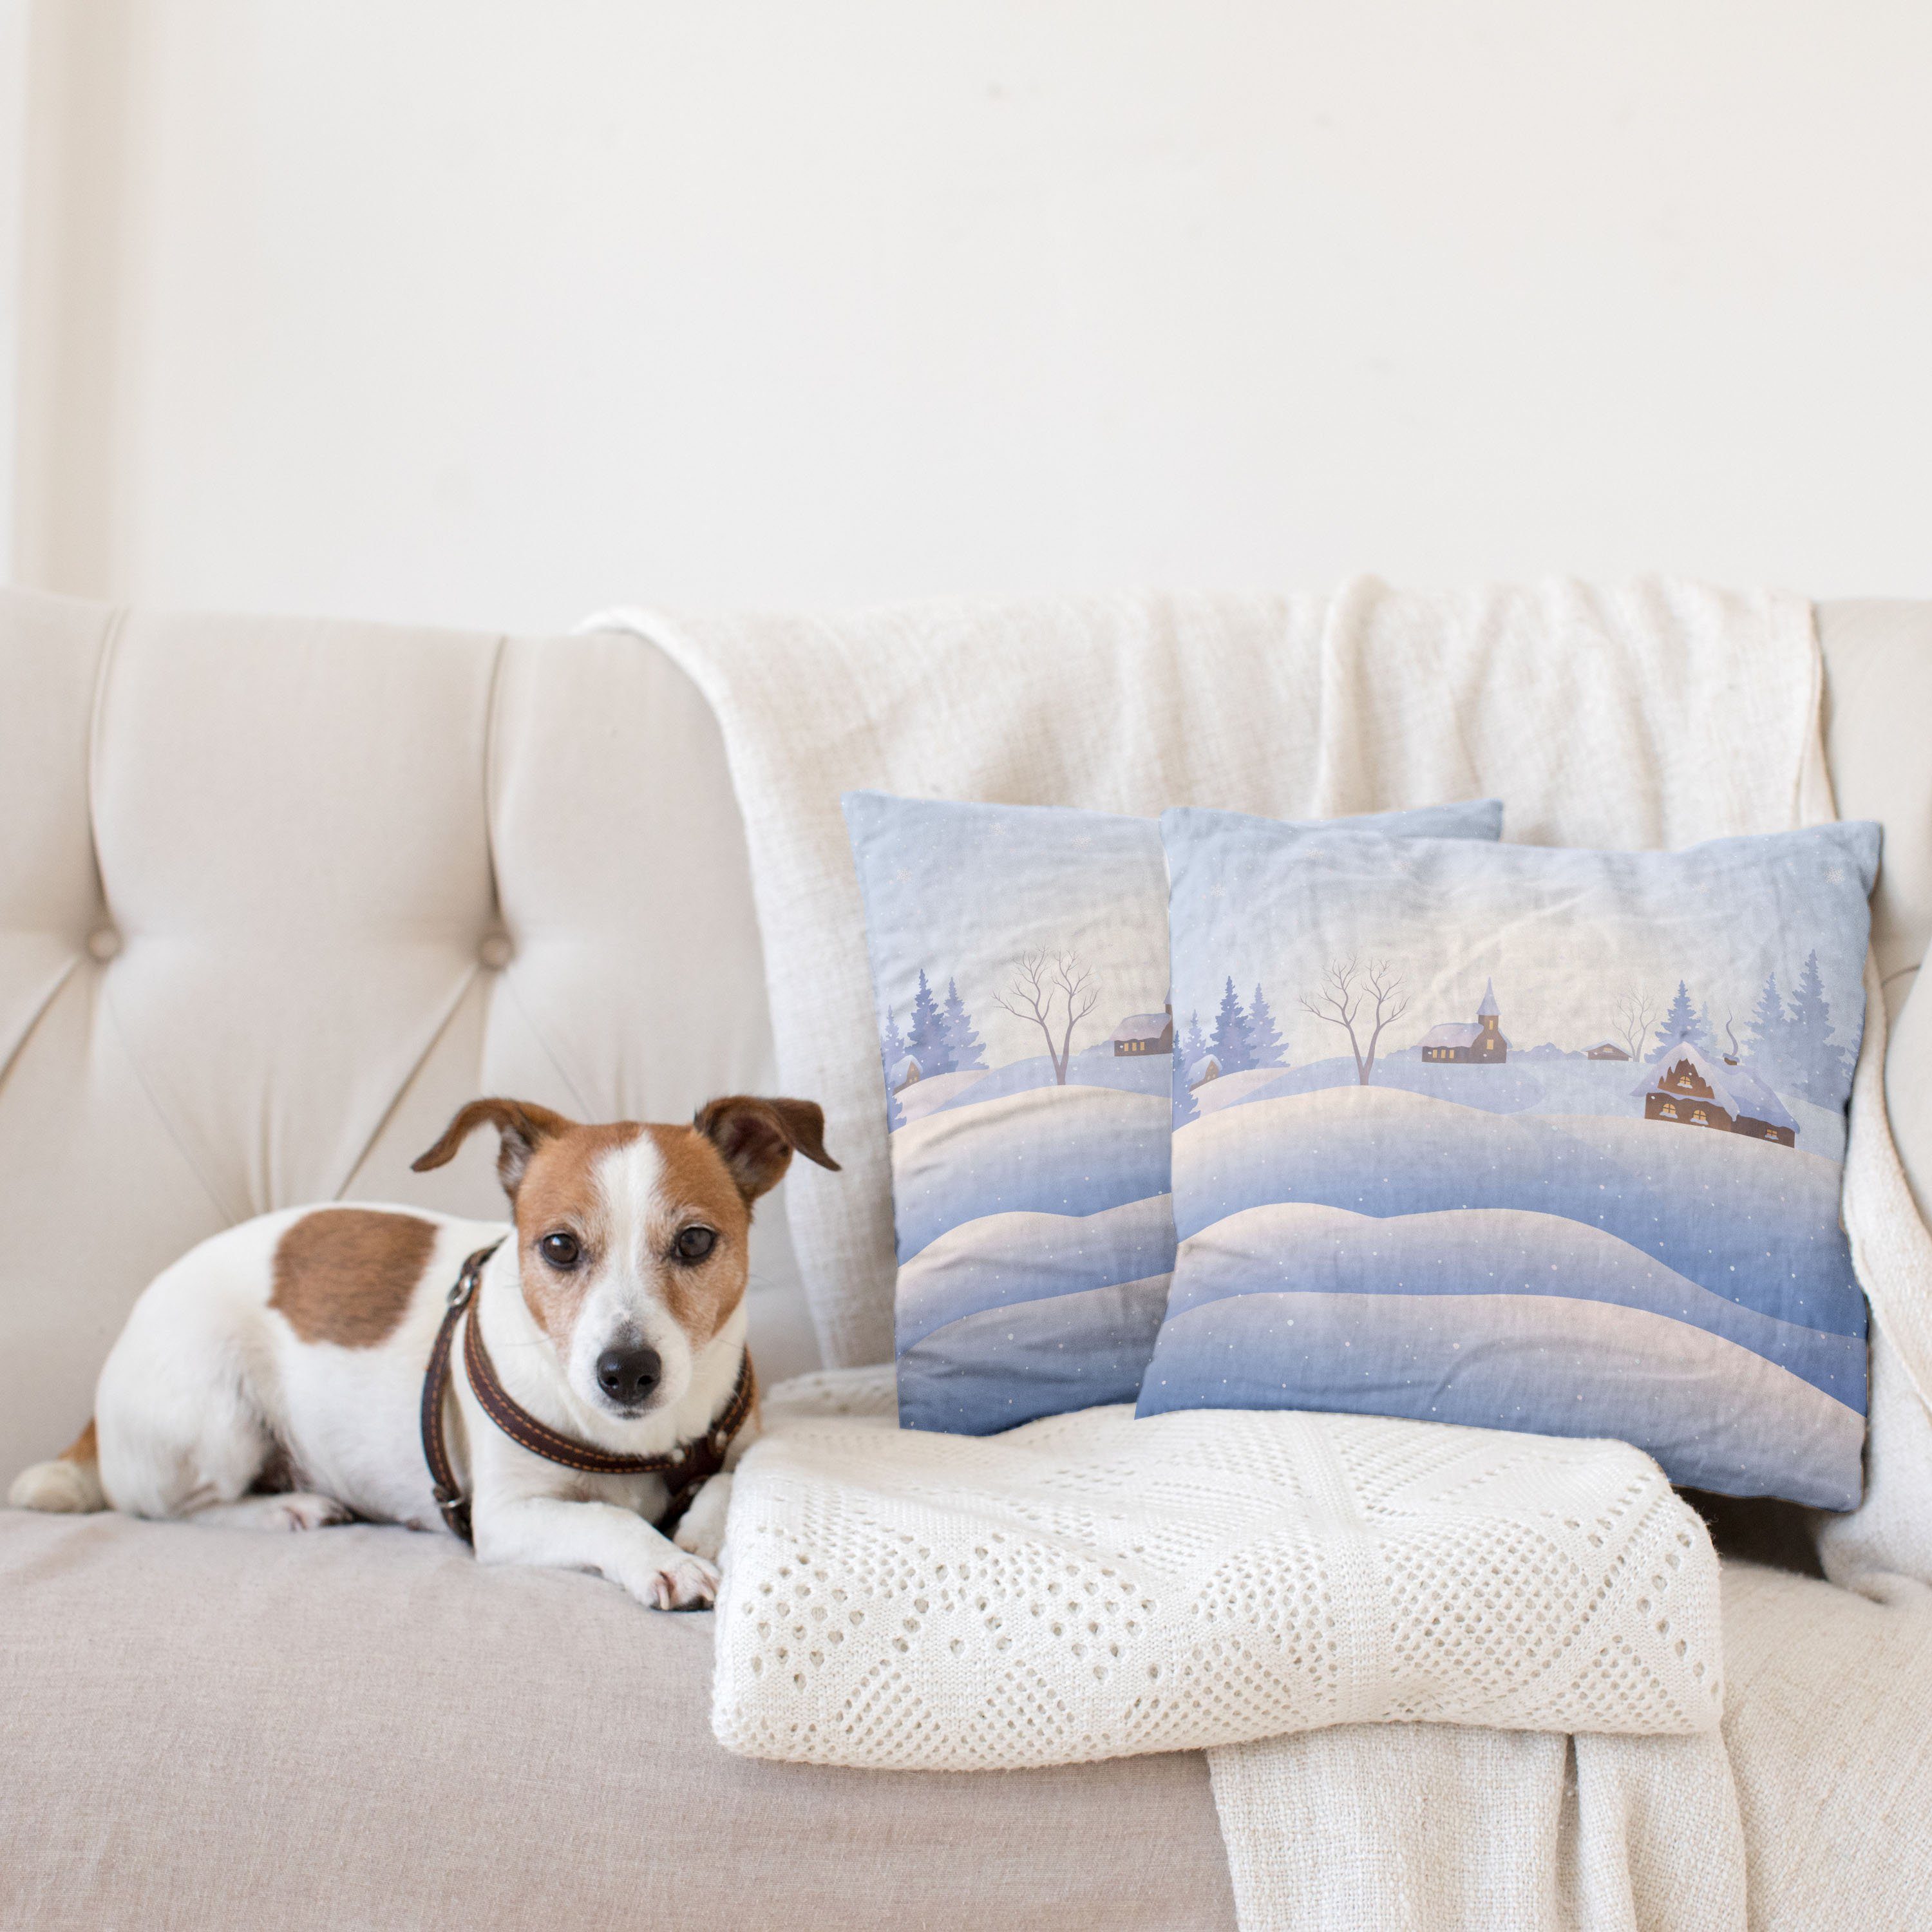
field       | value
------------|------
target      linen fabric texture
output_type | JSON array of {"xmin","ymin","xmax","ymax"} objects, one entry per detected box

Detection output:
[
  {"xmin": 1144, "ymin": 812, "xmax": 1881, "ymax": 1510},
  {"xmin": 843, "ymin": 791, "xmax": 1502, "ymax": 1433}
]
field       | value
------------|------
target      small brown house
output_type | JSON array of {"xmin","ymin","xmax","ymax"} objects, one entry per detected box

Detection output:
[
  {"xmin": 1112, "ymin": 1001, "xmax": 1175, "ymax": 1056},
  {"xmin": 1631, "ymin": 1041, "xmax": 1797, "ymax": 1147},
  {"xmin": 1584, "ymin": 1041, "xmax": 1631, "ymax": 1061}
]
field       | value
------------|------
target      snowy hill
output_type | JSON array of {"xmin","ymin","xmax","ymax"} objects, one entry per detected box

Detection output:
[
  {"xmin": 1785, "ymin": 1092, "xmax": 1849, "ymax": 1162},
  {"xmin": 896, "ymin": 1192, "xmax": 1177, "ymax": 1350},
  {"xmin": 1188, "ymin": 1046, "xmax": 1843, "ymax": 1159},
  {"xmin": 1169, "ymin": 1083, "xmax": 1861, "ymax": 1336},
  {"xmin": 1190, "ymin": 1066, "xmax": 1291, "ymax": 1115},
  {"xmin": 1167, "ymin": 1199, "xmax": 1863, "ymax": 1401},
  {"xmin": 1242, "ymin": 1054, "xmax": 1549, "ymax": 1113},
  {"xmin": 891, "ymin": 1082, "xmax": 1170, "ymax": 1260},
  {"xmin": 1137, "ymin": 1265, "xmax": 1862, "ymax": 1509},
  {"xmin": 897, "ymin": 1271, "xmax": 1172, "ymax": 1435},
  {"xmin": 893, "ymin": 1068, "xmax": 990, "ymax": 1124},
  {"xmin": 933, "ymin": 1040, "xmax": 1168, "ymax": 1114}
]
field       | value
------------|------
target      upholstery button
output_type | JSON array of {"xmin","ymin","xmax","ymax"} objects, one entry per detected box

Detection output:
[
  {"xmin": 86, "ymin": 928, "xmax": 122, "ymax": 962},
  {"xmin": 478, "ymin": 933, "xmax": 513, "ymax": 971}
]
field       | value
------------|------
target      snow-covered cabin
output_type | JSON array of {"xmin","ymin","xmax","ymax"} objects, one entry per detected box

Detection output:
[
  {"xmin": 1417, "ymin": 978, "xmax": 1510, "ymax": 1064},
  {"xmin": 889, "ymin": 1054, "xmax": 921, "ymax": 1092},
  {"xmin": 1584, "ymin": 1040, "xmax": 1631, "ymax": 1061},
  {"xmin": 1112, "ymin": 1002, "xmax": 1175, "ymax": 1056},
  {"xmin": 1631, "ymin": 1041, "xmax": 1797, "ymax": 1146},
  {"xmin": 1187, "ymin": 1054, "xmax": 1221, "ymax": 1089}
]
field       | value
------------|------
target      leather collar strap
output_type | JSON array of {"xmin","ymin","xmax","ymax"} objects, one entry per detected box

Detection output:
[{"xmin": 420, "ymin": 1241, "xmax": 757, "ymax": 1545}]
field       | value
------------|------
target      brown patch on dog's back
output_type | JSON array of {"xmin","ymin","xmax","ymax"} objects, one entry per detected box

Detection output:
[{"xmin": 271, "ymin": 1209, "xmax": 439, "ymax": 1347}]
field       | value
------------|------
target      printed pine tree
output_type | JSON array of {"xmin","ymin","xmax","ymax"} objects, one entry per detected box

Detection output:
[
  {"xmin": 1211, "ymin": 977, "xmax": 1252, "ymax": 1075},
  {"xmin": 1648, "ymin": 981, "xmax": 1701, "ymax": 1061},
  {"xmin": 941, "ymin": 977, "xmax": 986, "ymax": 1072},
  {"xmin": 1171, "ymin": 1034, "xmax": 1197, "ymax": 1128},
  {"xmin": 905, "ymin": 969, "xmax": 954, "ymax": 1077},
  {"xmin": 1182, "ymin": 1010, "xmax": 1208, "ymax": 1068},
  {"xmin": 879, "ymin": 1007, "xmax": 907, "ymax": 1130},
  {"xmin": 1691, "ymin": 1003, "xmax": 1716, "ymax": 1054},
  {"xmin": 1743, "ymin": 971, "xmax": 1792, "ymax": 1082},
  {"xmin": 1246, "ymin": 983, "xmax": 1286, "ymax": 1068},
  {"xmin": 1172, "ymin": 1010, "xmax": 1208, "ymax": 1128},
  {"xmin": 1784, "ymin": 949, "xmax": 1852, "ymax": 1104}
]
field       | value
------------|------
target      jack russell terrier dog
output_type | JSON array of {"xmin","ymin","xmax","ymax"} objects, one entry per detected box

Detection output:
[{"xmin": 8, "ymin": 1094, "xmax": 837, "ymax": 1613}]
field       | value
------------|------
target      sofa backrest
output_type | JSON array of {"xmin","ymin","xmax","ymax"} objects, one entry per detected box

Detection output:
[
  {"xmin": 1, "ymin": 587, "xmax": 1928, "ymax": 1481},
  {"xmin": 0, "ymin": 588, "xmax": 798, "ymax": 1476}
]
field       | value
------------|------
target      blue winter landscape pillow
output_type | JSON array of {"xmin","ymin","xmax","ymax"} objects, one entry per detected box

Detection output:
[
  {"xmin": 1142, "ymin": 811, "xmax": 1882, "ymax": 1510},
  {"xmin": 843, "ymin": 790, "xmax": 1504, "ymax": 1435}
]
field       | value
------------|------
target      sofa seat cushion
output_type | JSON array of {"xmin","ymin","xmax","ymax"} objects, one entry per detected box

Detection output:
[
  {"xmin": 0, "ymin": 1510, "xmax": 1235, "ymax": 1932},
  {"xmin": 11, "ymin": 1517, "xmax": 1932, "ymax": 1932}
]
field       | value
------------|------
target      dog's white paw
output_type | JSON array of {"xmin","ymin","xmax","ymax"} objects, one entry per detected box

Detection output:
[
  {"xmin": 649, "ymin": 1551, "xmax": 720, "ymax": 1611},
  {"xmin": 269, "ymin": 1492, "xmax": 353, "ymax": 1531},
  {"xmin": 196, "ymin": 1492, "xmax": 352, "ymax": 1532}
]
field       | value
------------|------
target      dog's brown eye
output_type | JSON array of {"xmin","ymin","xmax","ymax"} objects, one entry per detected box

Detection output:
[
  {"xmin": 539, "ymin": 1231, "xmax": 581, "ymax": 1268},
  {"xmin": 674, "ymin": 1226, "xmax": 716, "ymax": 1263}
]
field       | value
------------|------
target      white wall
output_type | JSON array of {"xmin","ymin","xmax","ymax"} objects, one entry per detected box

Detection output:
[
  {"xmin": 7, "ymin": 1, "xmax": 1932, "ymax": 629},
  {"xmin": 0, "ymin": 0, "xmax": 30, "ymax": 578}
]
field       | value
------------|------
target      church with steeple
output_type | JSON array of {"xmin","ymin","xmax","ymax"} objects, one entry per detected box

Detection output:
[{"xmin": 1417, "ymin": 978, "xmax": 1510, "ymax": 1064}]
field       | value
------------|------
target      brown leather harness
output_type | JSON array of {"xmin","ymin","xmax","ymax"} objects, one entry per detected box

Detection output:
[{"xmin": 419, "ymin": 1242, "xmax": 757, "ymax": 1544}]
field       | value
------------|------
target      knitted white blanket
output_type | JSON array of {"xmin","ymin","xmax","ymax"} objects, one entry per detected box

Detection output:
[{"xmin": 715, "ymin": 1369, "xmax": 1723, "ymax": 1770}]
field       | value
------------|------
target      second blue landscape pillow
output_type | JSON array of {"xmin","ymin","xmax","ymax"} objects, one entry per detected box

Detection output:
[
  {"xmin": 844, "ymin": 791, "xmax": 1504, "ymax": 1434},
  {"xmin": 1141, "ymin": 810, "xmax": 1879, "ymax": 1509}
]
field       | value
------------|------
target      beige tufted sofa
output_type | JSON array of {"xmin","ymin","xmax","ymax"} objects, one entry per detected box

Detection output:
[{"xmin": 4, "ymin": 584, "xmax": 1932, "ymax": 1930}]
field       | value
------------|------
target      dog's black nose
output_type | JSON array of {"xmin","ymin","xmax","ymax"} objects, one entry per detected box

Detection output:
[{"xmin": 596, "ymin": 1343, "xmax": 662, "ymax": 1406}]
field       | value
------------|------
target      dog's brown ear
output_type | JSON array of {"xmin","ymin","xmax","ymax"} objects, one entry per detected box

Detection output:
[
  {"xmin": 411, "ymin": 1099, "xmax": 577, "ymax": 1202},
  {"xmin": 693, "ymin": 1095, "xmax": 840, "ymax": 1204}
]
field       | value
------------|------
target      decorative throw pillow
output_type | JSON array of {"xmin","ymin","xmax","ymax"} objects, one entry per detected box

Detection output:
[
  {"xmin": 1142, "ymin": 811, "xmax": 1881, "ymax": 1510},
  {"xmin": 844, "ymin": 791, "xmax": 1504, "ymax": 1434}
]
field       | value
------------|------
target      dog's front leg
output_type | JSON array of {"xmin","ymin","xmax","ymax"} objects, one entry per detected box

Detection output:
[
  {"xmin": 472, "ymin": 1495, "xmax": 719, "ymax": 1611},
  {"xmin": 672, "ymin": 1473, "xmax": 732, "ymax": 1563},
  {"xmin": 674, "ymin": 1408, "xmax": 759, "ymax": 1564}
]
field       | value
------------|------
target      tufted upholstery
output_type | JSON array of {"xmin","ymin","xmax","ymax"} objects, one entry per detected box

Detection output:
[
  {"xmin": 2, "ymin": 587, "xmax": 1930, "ymax": 1488},
  {"xmin": 0, "ymin": 587, "xmax": 806, "ymax": 1479},
  {"xmin": 4, "ymin": 582, "xmax": 1932, "ymax": 1932}
]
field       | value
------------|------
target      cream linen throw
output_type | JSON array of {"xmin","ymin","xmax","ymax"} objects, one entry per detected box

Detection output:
[
  {"xmin": 585, "ymin": 580, "xmax": 1920, "ymax": 1932},
  {"xmin": 589, "ymin": 580, "xmax": 1831, "ymax": 1368}
]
